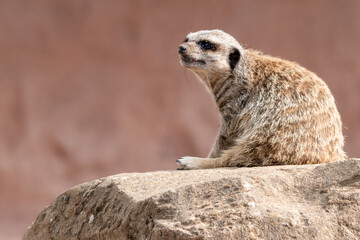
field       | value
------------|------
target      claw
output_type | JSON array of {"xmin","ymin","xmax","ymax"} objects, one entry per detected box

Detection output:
[{"xmin": 176, "ymin": 158, "xmax": 185, "ymax": 170}]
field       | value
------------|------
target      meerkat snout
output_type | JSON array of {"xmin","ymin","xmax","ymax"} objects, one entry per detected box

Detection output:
[{"xmin": 178, "ymin": 45, "xmax": 186, "ymax": 54}]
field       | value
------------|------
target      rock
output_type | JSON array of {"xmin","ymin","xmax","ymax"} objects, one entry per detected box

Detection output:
[{"xmin": 23, "ymin": 159, "xmax": 360, "ymax": 240}]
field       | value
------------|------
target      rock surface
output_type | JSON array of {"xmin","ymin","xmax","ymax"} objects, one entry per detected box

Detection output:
[{"xmin": 24, "ymin": 159, "xmax": 360, "ymax": 240}]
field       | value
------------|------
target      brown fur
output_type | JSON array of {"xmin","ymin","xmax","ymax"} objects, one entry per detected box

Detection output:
[{"xmin": 176, "ymin": 30, "xmax": 346, "ymax": 170}]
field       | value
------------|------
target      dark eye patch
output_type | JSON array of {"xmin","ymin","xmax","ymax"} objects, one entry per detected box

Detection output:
[
  {"xmin": 198, "ymin": 40, "xmax": 216, "ymax": 51},
  {"xmin": 184, "ymin": 38, "xmax": 188, "ymax": 43}
]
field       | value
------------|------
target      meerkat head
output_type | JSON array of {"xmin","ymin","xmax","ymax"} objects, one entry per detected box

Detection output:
[{"xmin": 178, "ymin": 30, "xmax": 244, "ymax": 77}]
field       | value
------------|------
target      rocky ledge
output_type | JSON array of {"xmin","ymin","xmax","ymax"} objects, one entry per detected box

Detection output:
[{"xmin": 24, "ymin": 159, "xmax": 360, "ymax": 240}]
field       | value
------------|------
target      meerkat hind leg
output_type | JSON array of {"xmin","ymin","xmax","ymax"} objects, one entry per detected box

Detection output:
[{"xmin": 176, "ymin": 156, "xmax": 226, "ymax": 170}]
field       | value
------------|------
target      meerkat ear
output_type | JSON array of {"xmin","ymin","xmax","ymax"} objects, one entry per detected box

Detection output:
[{"xmin": 229, "ymin": 48, "xmax": 241, "ymax": 71}]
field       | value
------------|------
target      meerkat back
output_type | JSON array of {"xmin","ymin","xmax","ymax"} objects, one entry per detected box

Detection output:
[{"xmin": 176, "ymin": 29, "xmax": 346, "ymax": 170}]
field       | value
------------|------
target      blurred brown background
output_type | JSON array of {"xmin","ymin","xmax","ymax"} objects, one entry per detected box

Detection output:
[{"xmin": 0, "ymin": 0, "xmax": 359, "ymax": 239}]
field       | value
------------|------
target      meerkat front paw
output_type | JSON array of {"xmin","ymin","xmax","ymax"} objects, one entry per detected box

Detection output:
[{"xmin": 176, "ymin": 156, "xmax": 204, "ymax": 170}]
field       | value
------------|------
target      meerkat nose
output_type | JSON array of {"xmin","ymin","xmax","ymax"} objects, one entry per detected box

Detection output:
[{"xmin": 178, "ymin": 45, "xmax": 187, "ymax": 54}]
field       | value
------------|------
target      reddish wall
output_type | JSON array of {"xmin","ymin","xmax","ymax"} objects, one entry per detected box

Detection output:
[{"xmin": 1, "ymin": 1, "xmax": 359, "ymax": 238}]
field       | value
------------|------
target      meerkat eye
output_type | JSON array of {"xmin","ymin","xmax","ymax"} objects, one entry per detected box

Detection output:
[{"xmin": 198, "ymin": 40, "xmax": 216, "ymax": 51}]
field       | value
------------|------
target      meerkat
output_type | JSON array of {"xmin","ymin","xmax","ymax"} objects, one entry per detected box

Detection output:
[{"xmin": 176, "ymin": 29, "xmax": 346, "ymax": 170}]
